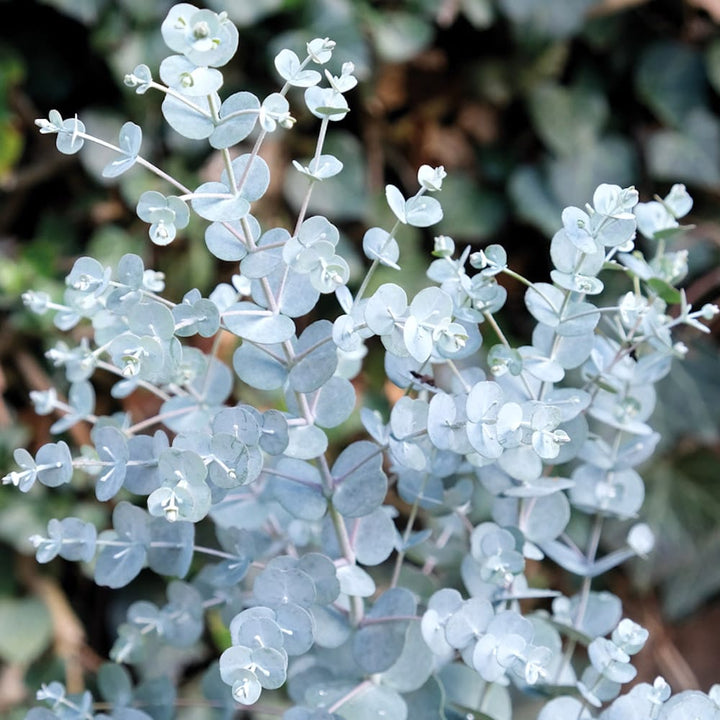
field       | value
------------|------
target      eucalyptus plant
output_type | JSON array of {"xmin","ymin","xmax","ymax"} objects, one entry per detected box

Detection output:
[{"xmin": 6, "ymin": 4, "xmax": 720, "ymax": 719}]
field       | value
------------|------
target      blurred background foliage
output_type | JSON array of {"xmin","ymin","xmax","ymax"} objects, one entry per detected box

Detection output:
[{"xmin": 1, "ymin": 0, "xmax": 720, "ymax": 716}]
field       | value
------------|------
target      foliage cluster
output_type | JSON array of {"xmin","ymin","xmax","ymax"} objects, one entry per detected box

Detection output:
[{"xmin": 2, "ymin": 3, "xmax": 720, "ymax": 720}]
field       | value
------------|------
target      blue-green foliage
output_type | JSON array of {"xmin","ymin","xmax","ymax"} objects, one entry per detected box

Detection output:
[{"xmin": 7, "ymin": 3, "xmax": 720, "ymax": 719}]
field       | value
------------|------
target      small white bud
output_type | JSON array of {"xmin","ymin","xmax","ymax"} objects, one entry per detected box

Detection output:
[
  {"xmin": 432, "ymin": 235, "xmax": 455, "ymax": 258},
  {"xmin": 672, "ymin": 341, "xmax": 688, "ymax": 357},
  {"xmin": 628, "ymin": 523, "xmax": 655, "ymax": 556},
  {"xmin": 28, "ymin": 534, "xmax": 45, "ymax": 548},
  {"xmin": 307, "ymin": 37, "xmax": 335, "ymax": 64},
  {"xmin": 35, "ymin": 118, "xmax": 55, "ymax": 133},
  {"xmin": 701, "ymin": 303, "xmax": 719, "ymax": 320},
  {"xmin": 417, "ymin": 164, "xmax": 447, "ymax": 192}
]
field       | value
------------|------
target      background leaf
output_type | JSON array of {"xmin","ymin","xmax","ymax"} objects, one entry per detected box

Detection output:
[{"xmin": 0, "ymin": 598, "xmax": 52, "ymax": 664}]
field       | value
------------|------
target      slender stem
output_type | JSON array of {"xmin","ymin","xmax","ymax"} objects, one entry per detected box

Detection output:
[
  {"xmin": 261, "ymin": 466, "xmax": 326, "ymax": 491},
  {"xmin": 292, "ymin": 180, "xmax": 317, "ymax": 239},
  {"xmin": 199, "ymin": 331, "xmax": 225, "ymax": 401},
  {"xmin": 390, "ymin": 481, "xmax": 425, "ymax": 588},
  {"xmin": 354, "ymin": 258, "xmax": 379, "ymax": 305},
  {"xmin": 554, "ymin": 428, "xmax": 622, "ymax": 682},
  {"xmin": 213, "ymin": 100, "xmax": 240, "ymax": 196},
  {"xmin": 359, "ymin": 614, "xmax": 421, "ymax": 626},
  {"xmin": 292, "ymin": 115, "xmax": 330, "ymax": 236},
  {"xmin": 353, "ymin": 218, "xmax": 403, "ymax": 306},
  {"xmin": 95, "ymin": 360, "xmax": 172, "ymax": 401},
  {"xmin": 124, "ymin": 404, "xmax": 194, "ymax": 435},
  {"xmin": 482, "ymin": 310, "xmax": 512, "ymax": 349},
  {"xmin": 564, "ymin": 305, "xmax": 618, "ymax": 321},
  {"xmin": 75, "ymin": 131, "xmax": 191, "ymax": 193},
  {"xmin": 331, "ymin": 509, "xmax": 365, "ymax": 626},
  {"xmin": 445, "ymin": 358, "xmax": 471, "ymax": 393},
  {"xmin": 483, "ymin": 310, "xmax": 536, "ymax": 400},
  {"xmin": 332, "ymin": 445, "xmax": 385, "ymax": 484},
  {"xmin": 328, "ymin": 680, "xmax": 373, "ymax": 714},
  {"xmin": 48, "ymin": 399, "xmax": 98, "ymax": 426},
  {"xmin": 538, "ymin": 244, "xmax": 610, "ymax": 401},
  {"xmin": 39, "ymin": 690, "xmax": 93, "ymax": 720},
  {"xmin": 238, "ymin": 188, "xmax": 365, "ymax": 624},
  {"xmin": 313, "ymin": 116, "xmax": 330, "ymax": 166},
  {"xmin": 574, "ymin": 513, "xmax": 605, "ymax": 627},
  {"xmin": 500, "ymin": 266, "xmax": 539, "ymax": 291},
  {"xmin": 291, "ymin": 333, "xmax": 336, "ymax": 363},
  {"xmin": 134, "ymin": 287, "xmax": 178, "ymax": 308},
  {"xmin": 148, "ymin": 542, "xmax": 240, "ymax": 561},
  {"xmin": 236, "ymin": 129, "xmax": 267, "ymax": 194},
  {"xmin": 147, "ymin": 80, "xmax": 212, "ymax": 116}
]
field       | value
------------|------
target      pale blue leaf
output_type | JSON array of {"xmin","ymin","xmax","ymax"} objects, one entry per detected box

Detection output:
[
  {"xmin": 102, "ymin": 122, "xmax": 142, "ymax": 178},
  {"xmin": 92, "ymin": 425, "xmax": 128, "ymax": 501},
  {"xmin": 379, "ymin": 622, "xmax": 434, "ymax": 692},
  {"xmin": 210, "ymin": 91, "xmax": 260, "ymax": 149},
  {"xmin": 353, "ymin": 588, "xmax": 416, "ymax": 673},
  {"xmin": 339, "ymin": 685, "xmax": 407, "ymax": 720},
  {"xmin": 275, "ymin": 603, "xmax": 315, "ymax": 655},
  {"xmin": 269, "ymin": 457, "xmax": 327, "ymax": 521},
  {"xmin": 538, "ymin": 697, "xmax": 592, "ymax": 720},
  {"xmin": 402, "ymin": 315, "xmax": 433, "ymax": 363},
  {"xmin": 284, "ymin": 424, "xmax": 328, "ymax": 460},
  {"xmin": 312, "ymin": 376, "xmax": 356, "ymax": 428},
  {"xmin": 293, "ymin": 154, "xmax": 343, "ymax": 180},
  {"xmin": 226, "ymin": 154, "xmax": 270, "ymax": 202},
  {"xmin": 405, "ymin": 195, "xmax": 443, "ymax": 227},
  {"xmin": 332, "ymin": 441, "xmax": 387, "ymax": 518},
  {"xmin": 159, "ymin": 55, "xmax": 223, "ymax": 96},
  {"xmin": 97, "ymin": 663, "xmax": 133, "ymax": 707},
  {"xmin": 94, "ymin": 502, "xmax": 149, "ymax": 588},
  {"xmin": 362, "ymin": 227, "xmax": 400, "ymax": 269},
  {"xmin": 241, "ymin": 228, "xmax": 288, "ymax": 278},
  {"xmin": 205, "ymin": 221, "xmax": 248, "ymax": 261},
  {"xmin": 261, "ymin": 263, "xmax": 320, "ymax": 318},
  {"xmin": 233, "ymin": 341, "xmax": 288, "ymax": 390},
  {"xmin": 274, "ymin": 48, "xmax": 321, "ymax": 87},
  {"xmin": 147, "ymin": 517, "xmax": 194, "ymax": 578},
  {"xmin": 350, "ymin": 507, "xmax": 398, "ymax": 566},
  {"xmin": 191, "ymin": 181, "xmax": 250, "ymax": 222},
  {"xmin": 525, "ymin": 283, "xmax": 566, "ymax": 328},
  {"xmin": 223, "ymin": 301, "xmax": 295, "ymax": 343},
  {"xmin": 495, "ymin": 445, "xmax": 541, "ymax": 483},
  {"xmin": 521, "ymin": 492, "xmax": 571, "ymax": 543},
  {"xmin": 161, "ymin": 93, "xmax": 214, "ymax": 140},
  {"xmin": 385, "ymin": 184, "xmax": 407, "ymax": 223},
  {"xmin": 56, "ymin": 115, "xmax": 85, "ymax": 154},
  {"xmin": 310, "ymin": 604, "xmax": 352, "ymax": 649},
  {"xmin": 304, "ymin": 86, "xmax": 349, "ymax": 120},
  {"xmin": 289, "ymin": 320, "xmax": 337, "ymax": 393},
  {"xmin": 365, "ymin": 283, "xmax": 407, "ymax": 335},
  {"xmin": 35, "ymin": 440, "xmax": 73, "ymax": 488},
  {"xmin": 336, "ymin": 564, "xmax": 376, "ymax": 597}
]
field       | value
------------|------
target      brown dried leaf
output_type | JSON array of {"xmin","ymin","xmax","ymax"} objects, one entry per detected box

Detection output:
[
  {"xmin": 374, "ymin": 64, "xmax": 408, "ymax": 113},
  {"xmin": 457, "ymin": 102, "xmax": 500, "ymax": 145},
  {"xmin": 420, "ymin": 122, "xmax": 475, "ymax": 170}
]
